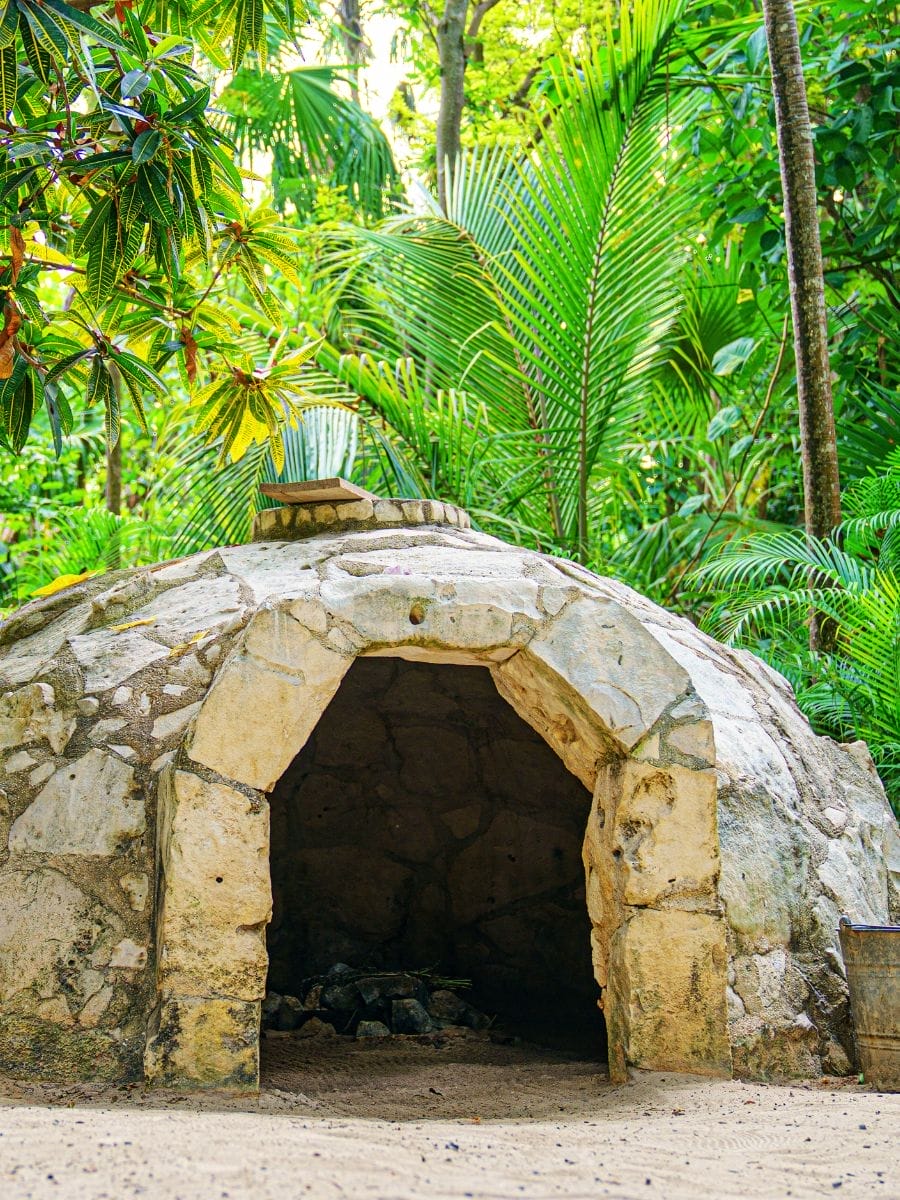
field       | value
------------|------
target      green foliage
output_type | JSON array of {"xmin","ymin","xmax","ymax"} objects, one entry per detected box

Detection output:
[
  {"xmin": 696, "ymin": 451, "xmax": 900, "ymax": 812},
  {"xmin": 0, "ymin": 0, "xmax": 396, "ymax": 464},
  {"xmin": 217, "ymin": 64, "xmax": 399, "ymax": 218},
  {"xmin": 323, "ymin": 0, "xmax": 700, "ymax": 561}
]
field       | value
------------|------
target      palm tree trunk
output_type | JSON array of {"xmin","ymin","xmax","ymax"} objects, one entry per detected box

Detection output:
[
  {"xmin": 435, "ymin": 0, "xmax": 469, "ymax": 213},
  {"xmin": 762, "ymin": 0, "xmax": 841, "ymax": 542}
]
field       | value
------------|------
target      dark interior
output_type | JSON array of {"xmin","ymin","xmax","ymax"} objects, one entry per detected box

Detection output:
[{"xmin": 266, "ymin": 656, "xmax": 606, "ymax": 1057}]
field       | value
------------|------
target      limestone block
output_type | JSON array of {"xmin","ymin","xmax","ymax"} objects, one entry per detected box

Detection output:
[
  {"xmin": 151, "ymin": 701, "xmax": 201, "ymax": 743},
  {"xmin": 89, "ymin": 717, "xmax": 127, "ymax": 741},
  {"xmin": 78, "ymin": 984, "xmax": 113, "ymax": 1027},
  {"xmin": 640, "ymin": 626, "xmax": 762, "ymax": 722},
  {"xmin": 731, "ymin": 948, "xmax": 808, "ymax": 1025},
  {"xmin": 326, "ymin": 546, "xmax": 561, "ymax": 585},
  {"xmin": 144, "ymin": 992, "xmax": 259, "ymax": 1091},
  {"xmin": 124, "ymin": 576, "xmax": 244, "ymax": 648},
  {"xmin": 817, "ymin": 835, "xmax": 885, "ymax": 925},
  {"xmin": 318, "ymin": 573, "xmax": 542, "ymax": 656},
  {"xmin": 110, "ymin": 938, "xmax": 147, "ymax": 970},
  {"xmin": 607, "ymin": 908, "xmax": 731, "ymax": 1076},
  {"xmin": 537, "ymin": 598, "xmax": 691, "ymax": 747},
  {"xmin": 665, "ymin": 721, "xmax": 716, "ymax": 766},
  {"xmin": 0, "ymin": 607, "xmax": 89, "ymax": 687},
  {"xmin": 187, "ymin": 610, "xmax": 350, "ymax": 790},
  {"xmin": 4, "ymin": 750, "xmax": 36, "ymax": 772},
  {"xmin": 218, "ymin": 547, "xmax": 328, "ymax": 609},
  {"xmin": 119, "ymin": 872, "xmax": 149, "ymax": 912},
  {"xmin": 0, "ymin": 868, "xmax": 98, "ymax": 1000},
  {"xmin": 612, "ymin": 762, "xmax": 719, "ymax": 907},
  {"xmin": 157, "ymin": 770, "xmax": 271, "ymax": 1000},
  {"xmin": 0, "ymin": 683, "xmax": 75, "ymax": 754},
  {"xmin": 8, "ymin": 749, "xmax": 142, "ymax": 856},
  {"xmin": 717, "ymin": 791, "xmax": 809, "ymax": 950},
  {"xmin": 166, "ymin": 654, "xmax": 211, "ymax": 689},
  {"xmin": 28, "ymin": 761, "xmax": 55, "ymax": 787},
  {"xmin": 69, "ymin": 628, "xmax": 169, "ymax": 694}
]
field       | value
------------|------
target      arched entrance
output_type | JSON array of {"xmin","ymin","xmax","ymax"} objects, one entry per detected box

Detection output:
[
  {"xmin": 265, "ymin": 655, "xmax": 602, "ymax": 1053},
  {"xmin": 145, "ymin": 578, "xmax": 730, "ymax": 1090}
]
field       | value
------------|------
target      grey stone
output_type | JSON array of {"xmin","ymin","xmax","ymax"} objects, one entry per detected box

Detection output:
[
  {"xmin": 297, "ymin": 1017, "xmax": 336, "ymax": 1038},
  {"xmin": 261, "ymin": 992, "xmax": 282, "ymax": 1028},
  {"xmin": 356, "ymin": 973, "xmax": 429, "ymax": 1008},
  {"xmin": 320, "ymin": 981, "xmax": 361, "ymax": 1013},
  {"xmin": 427, "ymin": 989, "xmax": 470, "ymax": 1024},
  {"xmin": 69, "ymin": 629, "xmax": 169, "ymax": 693},
  {"xmin": 356, "ymin": 1020, "xmax": 391, "ymax": 1039},
  {"xmin": 276, "ymin": 995, "xmax": 305, "ymax": 1031},
  {"xmin": 391, "ymin": 998, "xmax": 435, "ymax": 1034},
  {"xmin": 8, "ymin": 749, "xmax": 142, "ymax": 855}
]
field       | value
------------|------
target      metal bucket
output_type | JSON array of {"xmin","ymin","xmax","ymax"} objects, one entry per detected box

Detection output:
[{"xmin": 838, "ymin": 917, "xmax": 900, "ymax": 1092}]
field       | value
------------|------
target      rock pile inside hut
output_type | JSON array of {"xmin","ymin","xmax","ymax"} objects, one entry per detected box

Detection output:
[{"xmin": 262, "ymin": 965, "xmax": 491, "ymax": 1039}]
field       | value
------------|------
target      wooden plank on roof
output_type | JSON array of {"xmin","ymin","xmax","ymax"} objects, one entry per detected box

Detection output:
[{"xmin": 260, "ymin": 478, "xmax": 380, "ymax": 505}]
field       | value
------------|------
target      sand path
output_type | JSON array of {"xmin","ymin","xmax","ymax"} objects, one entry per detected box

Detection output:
[{"xmin": 1, "ymin": 1035, "xmax": 896, "ymax": 1199}]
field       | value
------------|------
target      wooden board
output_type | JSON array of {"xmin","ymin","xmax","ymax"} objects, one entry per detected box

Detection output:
[{"xmin": 260, "ymin": 478, "xmax": 379, "ymax": 505}]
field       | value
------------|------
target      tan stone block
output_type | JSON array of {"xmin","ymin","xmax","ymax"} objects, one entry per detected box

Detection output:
[
  {"xmin": 144, "ymin": 994, "xmax": 259, "ymax": 1091},
  {"xmin": 0, "ymin": 683, "xmax": 75, "ymax": 754},
  {"xmin": 151, "ymin": 701, "xmax": 201, "ymax": 742},
  {"xmin": 118, "ymin": 872, "xmax": 149, "ymax": 912},
  {"xmin": 9, "ymin": 749, "xmax": 142, "ymax": 856},
  {"xmin": 608, "ymin": 908, "xmax": 731, "ymax": 1075},
  {"xmin": 666, "ymin": 720, "xmax": 716, "ymax": 765},
  {"xmin": 317, "ymin": 574, "xmax": 540, "ymax": 656},
  {"xmin": 505, "ymin": 597, "xmax": 691, "ymax": 753},
  {"xmin": 188, "ymin": 611, "xmax": 350, "ymax": 790},
  {"xmin": 78, "ymin": 984, "xmax": 113, "ymax": 1027},
  {"xmin": 157, "ymin": 770, "xmax": 271, "ymax": 1001},
  {"xmin": 37, "ymin": 997, "xmax": 74, "ymax": 1026},
  {"xmin": 110, "ymin": 938, "xmax": 147, "ymax": 970},
  {"xmin": 492, "ymin": 653, "xmax": 605, "ymax": 792},
  {"xmin": 612, "ymin": 762, "xmax": 719, "ymax": 907},
  {"xmin": 0, "ymin": 868, "xmax": 102, "ymax": 1001}
]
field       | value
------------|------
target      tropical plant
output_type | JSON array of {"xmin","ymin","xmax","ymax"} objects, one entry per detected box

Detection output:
[
  {"xmin": 696, "ymin": 451, "xmax": 900, "ymax": 812},
  {"xmin": 320, "ymin": 0, "xmax": 703, "ymax": 563},
  {"xmin": 217, "ymin": 63, "xmax": 399, "ymax": 219},
  {"xmin": 0, "ymin": 0, "xmax": 400, "ymax": 468}
]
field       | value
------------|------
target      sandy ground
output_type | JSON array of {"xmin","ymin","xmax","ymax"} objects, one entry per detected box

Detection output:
[{"xmin": 0, "ymin": 1032, "xmax": 897, "ymax": 1200}]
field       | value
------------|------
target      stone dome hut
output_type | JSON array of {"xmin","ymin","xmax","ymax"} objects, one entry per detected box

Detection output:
[{"xmin": 0, "ymin": 494, "xmax": 897, "ymax": 1092}]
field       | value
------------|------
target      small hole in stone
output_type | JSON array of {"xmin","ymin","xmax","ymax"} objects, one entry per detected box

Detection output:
[
  {"xmin": 215, "ymin": 876, "xmax": 223, "ymax": 883},
  {"xmin": 408, "ymin": 603, "xmax": 425, "ymax": 625},
  {"xmin": 612, "ymin": 848, "xmax": 622, "ymax": 859}
]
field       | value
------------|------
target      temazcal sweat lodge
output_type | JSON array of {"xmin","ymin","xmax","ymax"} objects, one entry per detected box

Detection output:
[{"xmin": 0, "ymin": 489, "xmax": 897, "ymax": 1091}]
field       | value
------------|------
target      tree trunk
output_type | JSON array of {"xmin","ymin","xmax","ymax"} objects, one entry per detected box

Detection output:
[
  {"xmin": 105, "ymin": 436, "xmax": 121, "ymax": 515},
  {"xmin": 435, "ymin": 0, "xmax": 469, "ymax": 213},
  {"xmin": 762, "ymin": 0, "xmax": 841, "ymax": 649},
  {"xmin": 762, "ymin": 0, "xmax": 841, "ymax": 533},
  {"xmin": 337, "ymin": 0, "xmax": 366, "ymax": 105},
  {"xmin": 105, "ymin": 434, "xmax": 122, "ymax": 569}
]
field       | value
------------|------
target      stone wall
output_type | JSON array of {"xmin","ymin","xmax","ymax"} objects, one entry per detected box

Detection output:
[
  {"xmin": 267, "ymin": 657, "xmax": 600, "ymax": 1042},
  {"xmin": 0, "ymin": 557, "xmax": 251, "ymax": 1082},
  {"xmin": 0, "ymin": 508, "xmax": 895, "ymax": 1089}
]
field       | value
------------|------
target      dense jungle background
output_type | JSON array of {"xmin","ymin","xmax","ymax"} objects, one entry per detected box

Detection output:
[{"xmin": 0, "ymin": 0, "xmax": 897, "ymax": 806}]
